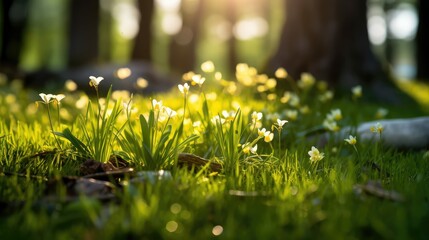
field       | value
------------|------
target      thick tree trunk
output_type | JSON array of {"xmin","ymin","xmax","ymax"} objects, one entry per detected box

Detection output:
[
  {"xmin": 268, "ymin": 0, "xmax": 385, "ymax": 89},
  {"xmin": 0, "ymin": 0, "xmax": 29, "ymax": 77},
  {"xmin": 131, "ymin": 0, "xmax": 154, "ymax": 62},
  {"xmin": 416, "ymin": 0, "xmax": 429, "ymax": 81},
  {"xmin": 67, "ymin": 0, "xmax": 99, "ymax": 68}
]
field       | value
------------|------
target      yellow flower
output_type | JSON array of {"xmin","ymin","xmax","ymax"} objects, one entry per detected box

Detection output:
[
  {"xmin": 182, "ymin": 71, "xmax": 195, "ymax": 81},
  {"xmin": 344, "ymin": 135, "xmax": 357, "ymax": 145},
  {"xmin": 280, "ymin": 91, "xmax": 291, "ymax": 104},
  {"xmin": 370, "ymin": 122, "xmax": 384, "ymax": 134},
  {"xmin": 308, "ymin": 146, "xmax": 324, "ymax": 163},
  {"xmin": 89, "ymin": 76, "xmax": 104, "ymax": 88},
  {"xmin": 275, "ymin": 67, "xmax": 288, "ymax": 79},
  {"xmin": 201, "ymin": 61, "xmax": 215, "ymax": 73},
  {"xmin": 136, "ymin": 78, "xmax": 149, "ymax": 89},
  {"xmin": 297, "ymin": 72, "xmax": 315, "ymax": 90}
]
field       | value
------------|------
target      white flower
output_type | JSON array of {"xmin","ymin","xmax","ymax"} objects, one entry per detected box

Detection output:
[
  {"xmin": 211, "ymin": 115, "xmax": 226, "ymax": 125},
  {"xmin": 344, "ymin": 135, "xmax": 357, "ymax": 145},
  {"xmin": 285, "ymin": 110, "xmax": 298, "ymax": 121},
  {"xmin": 327, "ymin": 109, "xmax": 342, "ymax": 121},
  {"xmin": 222, "ymin": 110, "xmax": 236, "ymax": 122},
  {"xmin": 276, "ymin": 119, "xmax": 288, "ymax": 127},
  {"xmin": 352, "ymin": 85, "xmax": 362, "ymax": 98},
  {"xmin": 264, "ymin": 131, "xmax": 274, "ymax": 143},
  {"xmin": 89, "ymin": 76, "xmax": 104, "ymax": 87},
  {"xmin": 308, "ymin": 146, "xmax": 324, "ymax": 163},
  {"xmin": 192, "ymin": 74, "xmax": 206, "ymax": 86},
  {"xmin": 39, "ymin": 93, "xmax": 54, "ymax": 104},
  {"xmin": 323, "ymin": 119, "xmax": 340, "ymax": 132},
  {"xmin": 250, "ymin": 144, "xmax": 258, "ymax": 154},
  {"xmin": 375, "ymin": 108, "xmax": 388, "ymax": 119},
  {"xmin": 251, "ymin": 111, "xmax": 263, "ymax": 123},
  {"xmin": 53, "ymin": 94, "xmax": 65, "ymax": 103},
  {"xmin": 258, "ymin": 128, "xmax": 267, "ymax": 137},
  {"xmin": 152, "ymin": 99, "xmax": 163, "ymax": 112},
  {"xmin": 163, "ymin": 107, "xmax": 177, "ymax": 118},
  {"xmin": 370, "ymin": 122, "xmax": 384, "ymax": 134},
  {"xmin": 242, "ymin": 143, "xmax": 258, "ymax": 155},
  {"xmin": 178, "ymin": 83, "xmax": 190, "ymax": 95}
]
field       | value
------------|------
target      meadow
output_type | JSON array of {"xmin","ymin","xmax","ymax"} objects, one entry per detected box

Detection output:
[{"xmin": 0, "ymin": 62, "xmax": 428, "ymax": 239}]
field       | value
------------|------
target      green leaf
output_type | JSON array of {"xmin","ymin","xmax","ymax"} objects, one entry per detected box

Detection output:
[{"xmin": 54, "ymin": 128, "xmax": 90, "ymax": 156}]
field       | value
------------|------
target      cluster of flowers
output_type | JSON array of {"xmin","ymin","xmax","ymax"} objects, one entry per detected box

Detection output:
[{"xmin": 37, "ymin": 62, "xmax": 386, "ymax": 166}]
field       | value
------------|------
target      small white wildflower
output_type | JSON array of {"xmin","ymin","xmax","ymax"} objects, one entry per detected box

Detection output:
[
  {"xmin": 264, "ymin": 131, "xmax": 274, "ymax": 143},
  {"xmin": 258, "ymin": 128, "xmax": 267, "ymax": 137},
  {"xmin": 352, "ymin": 85, "xmax": 362, "ymax": 98},
  {"xmin": 163, "ymin": 107, "xmax": 177, "ymax": 118},
  {"xmin": 344, "ymin": 135, "xmax": 357, "ymax": 145},
  {"xmin": 53, "ymin": 94, "xmax": 65, "ymax": 103},
  {"xmin": 370, "ymin": 122, "xmax": 384, "ymax": 134},
  {"xmin": 152, "ymin": 99, "xmax": 163, "ymax": 112},
  {"xmin": 89, "ymin": 76, "xmax": 104, "ymax": 88},
  {"xmin": 192, "ymin": 74, "xmax": 206, "ymax": 86},
  {"xmin": 251, "ymin": 111, "xmax": 263, "ymax": 123},
  {"xmin": 308, "ymin": 146, "xmax": 324, "ymax": 163},
  {"xmin": 178, "ymin": 83, "xmax": 190, "ymax": 95},
  {"xmin": 276, "ymin": 119, "xmax": 288, "ymax": 128},
  {"xmin": 39, "ymin": 93, "xmax": 54, "ymax": 104}
]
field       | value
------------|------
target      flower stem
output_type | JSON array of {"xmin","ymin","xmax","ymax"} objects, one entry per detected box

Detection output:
[{"xmin": 46, "ymin": 104, "xmax": 62, "ymax": 150}]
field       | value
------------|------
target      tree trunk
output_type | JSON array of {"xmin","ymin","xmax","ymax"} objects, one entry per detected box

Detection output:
[
  {"xmin": 131, "ymin": 0, "xmax": 154, "ymax": 62},
  {"xmin": 226, "ymin": 0, "xmax": 237, "ymax": 73},
  {"xmin": 67, "ymin": 0, "xmax": 99, "ymax": 68},
  {"xmin": 168, "ymin": 0, "xmax": 205, "ymax": 74},
  {"xmin": 267, "ymin": 0, "xmax": 385, "ymax": 89},
  {"xmin": 0, "ymin": 0, "xmax": 29, "ymax": 77},
  {"xmin": 416, "ymin": 0, "xmax": 429, "ymax": 81}
]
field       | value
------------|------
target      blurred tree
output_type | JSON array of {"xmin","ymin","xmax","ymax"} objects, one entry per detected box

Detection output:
[
  {"xmin": 267, "ymin": 0, "xmax": 402, "ymax": 102},
  {"xmin": 67, "ymin": 0, "xmax": 99, "ymax": 68},
  {"xmin": 169, "ymin": 0, "xmax": 206, "ymax": 74},
  {"xmin": 416, "ymin": 0, "xmax": 428, "ymax": 81},
  {"xmin": 0, "ymin": 0, "xmax": 29, "ymax": 78},
  {"xmin": 131, "ymin": 0, "xmax": 154, "ymax": 62},
  {"xmin": 226, "ymin": 0, "xmax": 238, "ymax": 73}
]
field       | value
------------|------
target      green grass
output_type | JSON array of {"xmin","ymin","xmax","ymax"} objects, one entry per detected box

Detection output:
[{"xmin": 0, "ymin": 66, "xmax": 429, "ymax": 239}]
